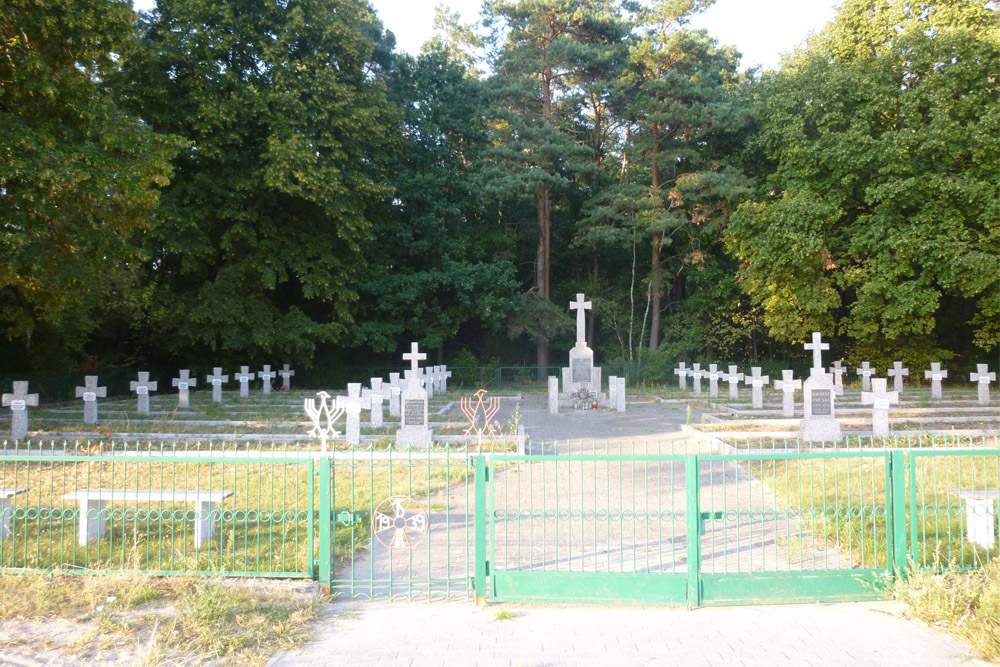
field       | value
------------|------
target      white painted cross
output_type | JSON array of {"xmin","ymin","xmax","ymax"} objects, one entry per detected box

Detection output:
[
  {"xmin": 205, "ymin": 368, "xmax": 228, "ymax": 403},
  {"xmin": 172, "ymin": 369, "xmax": 197, "ymax": 408},
  {"xmin": 804, "ymin": 332, "xmax": 829, "ymax": 371},
  {"xmin": 75, "ymin": 376, "xmax": 106, "ymax": 424},
  {"xmin": 856, "ymin": 361, "xmax": 875, "ymax": 392},
  {"xmin": 773, "ymin": 370, "xmax": 802, "ymax": 417},
  {"xmin": 707, "ymin": 364, "xmax": 722, "ymax": 398},
  {"xmin": 338, "ymin": 383, "xmax": 372, "ymax": 445},
  {"xmin": 235, "ymin": 366, "xmax": 256, "ymax": 397},
  {"xmin": 279, "ymin": 364, "xmax": 295, "ymax": 390},
  {"xmin": 362, "ymin": 378, "xmax": 385, "ymax": 427},
  {"xmin": 829, "ymin": 361, "xmax": 846, "ymax": 390},
  {"xmin": 3, "ymin": 381, "xmax": 39, "ymax": 441},
  {"xmin": 924, "ymin": 362, "xmax": 948, "ymax": 400},
  {"xmin": 673, "ymin": 362, "xmax": 688, "ymax": 390},
  {"xmin": 130, "ymin": 372, "xmax": 158, "ymax": 415},
  {"xmin": 861, "ymin": 378, "xmax": 899, "ymax": 438},
  {"xmin": 259, "ymin": 365, "xmax": 274, "ymax": 394},
  {"xmin": 971, "ymin": 364, "xmax": 996, "ymax": 405},
  {"xmin": 887, "ymin": 361, "xmax": 909, "ymax": 394},
  {"xmin": 690, "ymin": 363, "xmax": 704, "ymax": 394},
  {"xmin": 721, "ymin": 366, "xmax": 744, "ymax": 399},
  {"xmin": 745, "ymin": 367, "xmax": 770, "ymax": 409},
  {"xmin": 403, "ymin": 342, "xmax": 427, "ymax": 374},
  {"xmin": 569, "ymin": 293, "xmax": 592, "ymax": 346}
]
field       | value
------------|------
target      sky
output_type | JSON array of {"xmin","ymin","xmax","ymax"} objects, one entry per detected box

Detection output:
[{"xmin": 130, "ymin": 0, "xmax": 841, "ymax": 71}]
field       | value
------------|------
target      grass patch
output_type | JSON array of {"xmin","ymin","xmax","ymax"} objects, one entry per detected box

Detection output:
[
  {"xmin": 0, "ymin": 572, "xmax": 317, "ymax": 665},
  {"xmin": 493, "ymin": 609, "xmax": 516, "ymax": 621},
  {"xmin": 894, "ymin": 561, "xmax": 1000, "ymax": 661}
]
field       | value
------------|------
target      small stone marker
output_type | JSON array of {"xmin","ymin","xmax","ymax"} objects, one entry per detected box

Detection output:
[
  {"xmin": 690, "ymin": 363, "xmax": 704, "ymax": 394},
  {"xmin": 205, "ymin": 368, "xmax": 228, "ymax": 403},
  {"xmin": 548, "ymin": 376, "xmax": 559, "ymax": 414},
  {"xmin": 422, "ymin": 369, "xmax": 435, "ymax": 400},
  {"xmin": 673, "ymin": 362, "xmax": 688, "ymax": 390},
  {"xmin": 950, "ymin": 491, "xmax": 999, "ymax": 550},
  {"xmin": 861, "ymin": 378, "xmax": 899, "ymax": 438},
  {"xmin": 707, "ymin": 364, "xmax": 721, "ymax": 398},
  {"xmin": 856, "ymin": 361, "xmax": 875, "ymax": 392},
  {"xmin": 75, "ymin": 376, "xmax": 107, "ymax": 424},
  {"xmin": 362, "ymin": 378, "xmax": 385, "ymax": 427},
  {"xmin": 130, "ymin": 372, "xmax": 157, "ymax": 415},
  {"xmin": 279, "ymin": 364, "xmax": 295, "ymax": 390},
  {"xmin": 3, "ymin": 381, "xmax": 39, "ymax": 441},
  {"xmin": 608, "ymin": 375, "xmax": 618, "ymax": 408},
  {"xmin": 615, "ymin": 376, "xmax": 626, "ymax": 412},
  {"xmin": 388, "ymin": 372, "xmax": 402, "ymax": 417},
  {"xmin": 337, "ymin": 383, "xmax": 371, "ymax": 445},
  {"xmin": 721, "ymin": 366, "xmax": 743, "ymax": 399},
  {"xmin": 442, "ymin": 367, "xmax": 452, "ymax": 393},
  {"xmin": 171, "ymin": 370, "xmax": 197, "ymax": 408},
  {"xmin": 744, "ymin": 367, "xmax": 769, "ymax": 409},
  {"xmin": 235, "ymin": 366, "xmax": 255, "ymax": 397},
  {"xmin": 396, "ymin": 342, "xmax": 433, "ymax": 449},
  {"xmin": 971, "ymin": 364, "xmax": 996, "ymax": 405},
  {"xmin": 887, "ymin": 361, "xmax": 909, "ymax": 394},
  {"xmin": 829, "ymin": 361, "xmax": 846, "ymax": 394},
  {"xmin": 773, "ymin": 370, "xmax": 801, "ymax": 418},
  {"xmin": 259, "ymin": 365, "xmax": 275, "ymax": 394},
  {"xmin": 924, "ymin": 362, "xmax": 948, "ymax": 400},
  {"xmin": 800, "ymin": 333, "xmax": 841, "ymax": 441}
]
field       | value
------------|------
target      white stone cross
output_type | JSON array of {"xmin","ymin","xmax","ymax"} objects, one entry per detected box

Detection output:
[
  {"xmin": 387, "ymin": 372, "xmax": 402, "ymax": 417},
  {"xmin": 773, "ymin": 370, "xmax": 802, "ymax": 417},
  {"xmin": 172, "ymin": 369, "xmax": 197, "ymax": 408},
  {"xmin": 3, "ymin": 381, "xmax": 39, "ymax": 441},
  {"xmin": 258, "ymin": 365, "xmax": 275, "ymax": 394},
  {"xmin": 861, "ymin": 378, "xmax": 898, "ymax": 438},
  {"xmin": 403, "ymin": 342, "xmax": 427, "ymax": 374},
  {"xmin": 569, "ymin": 293, "xmax": 592, "ymax": 346},
  {"xmin": 442, "ymin": 367, "xmax": 452, "ymax": 393},
  {"xmin": 707, "ymin": 364, "xmax": 722, "ymax": 398},
  {"xmin": 279, "ymin": 364, "xmax": 295, "ymax": 389},
  {"xmin": 829, "ymin": 361, "xmax": 846, "ymax": 393},
  {"xmin": 75, "ymin": 376, "xmax": 106, "ymax": 424},
  {"xmin": 673, "ymin": 362, "xmax": 688, "ymax": 390},
  {"xmin": 887, "ymin": 361, "xmax": 909, "ymax": 394},
  {"xmin": 971, "ymin": 364, "xmax": 996, "ymax": 405},
  {"xmin": 745, "ymin": 367, "xmax": 770, "ymax": 409},
  {"xmin": 690, "ymin": 363, "xmax": 704, "ymax": 394},
  {"xmin": 721, "ymin": 366, "xmax": 743, "ymax": 399},
  {"xmin": 338, "ymin": 383, "xmax": 371, "ymax": 445},
  {"xmin": 804, "ymin": 332, "xmax": 829, "ymax": 371},
  {"xmin": 205, "ymin": 368, "xmax": 228, "ymax": 403},
  {"xmin": 924, "ymin": 362, "xmax": 948, "ymax": 400},
  {"xmin": 362, "ymin": 378, "xmax": 385, "ymax": 427},
  {"xmin": 856, "ymin": 361, "xmax": 875, "ymax": 392},
  {"xmin": 235, "ymin": 366, "xmax": 256, "ymax": 397},
  {"xmin": 130, "ymin": 372, "xmax": 157, "ymax": 415}
]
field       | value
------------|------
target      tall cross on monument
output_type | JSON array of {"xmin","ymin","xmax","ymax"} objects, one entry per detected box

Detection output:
[
  {"xmin": 403, "ymin": 342, "xmax": 427, "ymax": 377},
  {"xmin": 804, "ymin": 332, "xmax": 829, "ymax": 371},
  {"xmin": 569, "ymin": 293, "xmax": 592, "ymax": 346}
]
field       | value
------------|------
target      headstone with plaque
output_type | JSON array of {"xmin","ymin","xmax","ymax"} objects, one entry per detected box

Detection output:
[
  {"xmin": 721, "ymin": 366, "xmax": 743, "ymax": 399},
  {"xmin": 856, "ymin": 361, "xmax": 875, "ymax": 392},
  {"xmin": 690, "ymin": 363, "xmax": 704, "ymax": 394},
  {"xmin": 707, "ymin": 364, "xmax": 722, "ymax": 398},
  {"xmin": 205, "ymin": 368, "xmax": 228, "ymax": 403},
  {"xmin": 971, "ymin": 365, "xmax": 996, "ymax": 405},
  {"xmin": 559, "ymin": 293, "xmax": 603, "ymax": 403},
  {"xmin": 396, "ymin": 343, "xmax": 434, "ymax": 449},
  {"xmin": 338, "ymin": 383, "xmax": 371, "ymax": 445},
  {"xmin": 388, "ymin": 372, "xmax": 402, "ymax": 417},
  {"xmin": 2, "ymin": 381, "xmax": 38, "ymax": 441},
  {"xmin": 861, "ymin": 378, "xmax": 898, "ymax": 438},
  {"xmin": 235, "ymin": 366, "xmax": 255, "ymax": 397},
  {"xmin": 258, "ymin": 365, "xmax": 275, "ymax": 394},
  {"xmin": 172, "ymin": 369, "xmax": 197, "ymax": 408},
  {"xmin": 744, "ymin": 367, "xmax": 770, "ymax": 409},
  {"xmin": 800, "ymin": 332, "xmax": 841, "ymax": 441},
  {"xmin": 829, "ymin": 361, "xmax": 846, "ymax": 395},
  {"xmin": 362, "ymin": 378, "xmax": 385, "ymax": 427},
  {"xmin": 673, "ymin": 362, "xmax": 688, "ymax": 391},
  {"xmin": 75, "ymin": 376, "xmax": 107, "ymax": 424},
  {"xmin": 887, "ymin": 361, "xmax": 909, "ymax": 394},
  {"xmin": 924, "ymin": 362, "xmax": 948, "ymax": 400},
  {"xmin": 279, "ymin": 364, "xmax": 295, "ymax": 390},
  {"xmin": 130, "ymin": 372, "xmax": 157, "ymax": 415},
  {"xmin": 773, "ymin": 370, "xmax": 801, "ymax": 418}
]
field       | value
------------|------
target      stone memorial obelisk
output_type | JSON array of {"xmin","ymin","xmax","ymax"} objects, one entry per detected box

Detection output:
[
  {"xmin": 800, "ymin": 332, "xmax": 841, "ymax": 442},
  {"xmin": 560, "ymin": 294, "xmax": 602, "ymax": 400},
  {"xmin": 396, "ymin": 343, "xmax": 433, "ymax": 449},
  {"xmin": 75, "ymin": 376, "xmax": 107, "ymax": 424}
]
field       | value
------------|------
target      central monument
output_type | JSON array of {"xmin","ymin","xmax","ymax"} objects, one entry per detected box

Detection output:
[{"xmin": 559, "ymin": 293, "xmax": 604, "ymax": 404}]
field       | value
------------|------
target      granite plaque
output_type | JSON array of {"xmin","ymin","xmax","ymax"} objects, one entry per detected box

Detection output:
[
  {"xmin": 811, "ymin": 391, "xmax": 831, "ymax": 416},
  {"xmin": 572, "ymin": 358, "xmax": 592, "ymax": 383},
  {"xmin": 404, "ymin": 399, "xmax": 424, "ymax": 426}
]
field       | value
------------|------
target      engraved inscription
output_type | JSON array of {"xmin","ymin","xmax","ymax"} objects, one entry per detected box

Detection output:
[
  {"xmin": 811, "ymin": 390, "xmax": 832, "ymax": 416},
  {"xmin": 404, "ymin": 399, "xmax": 425, "ymax": 427},
  {"xmin": 572, "ymin": 359, "xmax": 592, "ymax": 383}
]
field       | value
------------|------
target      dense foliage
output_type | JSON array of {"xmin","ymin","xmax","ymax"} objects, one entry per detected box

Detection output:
[{"xmin": 1, "ymin": 0, "xmax": 996, "ymax": 372}]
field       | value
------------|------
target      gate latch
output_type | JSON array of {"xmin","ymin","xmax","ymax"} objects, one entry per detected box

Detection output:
[
  {"xmin": 699, "ymin": 511, "xmax": 724, "ymax": 536},
  {"xmin": 336, "ymin": 510, "xmax": 363, "ymax": 527}
]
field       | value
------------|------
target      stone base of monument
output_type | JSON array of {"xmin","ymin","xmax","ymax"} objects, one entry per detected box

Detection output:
[
  {"xmin": 799, "ymin": 418, "xmax": 842, "ymax": 442},
  {"xmin": 395, "ymin": 427, "xmax": 434, "ymax": 450}
]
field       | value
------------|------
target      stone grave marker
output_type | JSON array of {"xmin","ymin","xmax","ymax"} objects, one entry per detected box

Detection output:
[
  {"xmin": 829, "ymin": 361, "xmax": 846, "ymax": 394},
  {"xmin": 971, "ymin": 364, "xmax": 996, "ymax": 405},
  {"xmin": 773, "ymin": 370, "xmax": 801, "ymax": 418},
  {"xmin": 673, "ymin": 362, "xmax": 688, "ymax": 391},
  {"xmin": 800, "ymin": 333, "xmax": 840, "ymax": 441},
  {"xmin": 744, "ymin": 367, "xmax": 770, "ymax": 409},
  {"xmin": 608, "ymin": 375, "xmax": 618, "ymax": 408},
  {"xmin": 205, "ymin": 368, "xmax": 228, "ymax": 403},
  {"xmin": 396, "ymin": 342, "xmax": 433, "ymax": 449},
  {"xmin": 548, "ymin": 376, "xmax": 559, "ymax": 414},
  {"xmin": 75, "ymin": 376, "xmax": 106, "ymax": 424},
  {"xmin": 362, "ymin": 378, "xmax": 385, "ymax": 427},
  {"xmin": 924, "ymin": 363, "xmax": 948, "ymax": 400},
  {"xmin": 722, "ymin": 366, "xmax": 743, "ymax": 399},
  {"xmin": 856, "ymin": 361, "xmax": 875, "ymax": 392},
  {"xmin": 3, "ymin": 381, "xmax": 39, "ymax": 441},
  {"xmin": 279, "ymin": 364, "xmax": 295, "ymax": 390},
  {"xmin": 235, "ymin": 366, "xmax": 256, "ymax": 398},
  {"xmin": 707, "ymin": 364, "xmax": 721, "ymax": 398},
  {"xmin": 804, "ymin": 331, "xmax": 829, "ymax": 372},
  {"xmin": 171, "ymin": 370, "xmax": 197, "ymax": 408},
  {"xmin": 861, "ymin": 378, "xmax": 898, "ymax": 438},
  {"xmin": 388, "ymin": 372, "xmax": 402, "ymax": 417},
  {"xmin": 259, "ymin": 365, "xmax": 275, "ymax": 394},
  {"xmin": 615, "ymin": 376, "xmax": 626, "ymax": 412},
  {"xmin": 422, "ymin": 368, "xmax": 435, "ymax": 400},
  {"xmin": 887, "ymin": 361, "xmax": 909, "ymax": 394},
  {"xmin": 690, "ymin": 363, "xmax": 704, "ymax": 394},
  {"xmin": 337, "ymin": 383, "xmax": 371, "ymax": 445},
  {"xmin": 130, "ymin": 372, "xmax": 157, "ymax": 415},
  {"xmin": 561, "ymin": 293, "xmax": 602, "ymax": 399},
  {"xmin": 441, "ymin": 367, "xmax": 452, "ymax": 393}
]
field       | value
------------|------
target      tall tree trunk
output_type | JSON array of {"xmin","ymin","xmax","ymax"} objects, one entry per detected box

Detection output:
[
  {"xmin": 535, "ymin": 69, "xmax": 554, "ymax": 373},
  {"xmin": 588, "ymin": 252, "xmax": 598, "ymax": 345},
  {"xmin": 648, "ymin": 125, "xmax": 662, "ymax": 350}
]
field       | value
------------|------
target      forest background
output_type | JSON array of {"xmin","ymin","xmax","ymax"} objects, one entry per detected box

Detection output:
[{"xmin": 1, "ymin": 0, "xmax": 998, "ymax": 385}]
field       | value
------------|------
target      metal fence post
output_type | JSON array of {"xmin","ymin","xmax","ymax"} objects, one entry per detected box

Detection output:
[
  {"xmin": 890, "ymin": 450, "xmax": 908, "ymax": 578},
  {"xmin": 474, "ymin": 456, "xmax": 488, "ymax": 605},
  {"xmin": 685, "ymin": 456, "xmax": 701, "ymax": 607},
  {"xmin": 318, "ymin": 455, "xmax": 332, "ymax": 594}
]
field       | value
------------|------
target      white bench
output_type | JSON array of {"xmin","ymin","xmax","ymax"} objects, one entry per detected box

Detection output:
[
  {"xmin": 950, "ymin": 490, "xmax": 999, "ymax": 550},
  {"xmin": 62, "ymin": 490, "xmax": 233, "ymax": 549},
  {"xmin": 0, "ymin": 488, "xmax": 26, "ymax": 538}
]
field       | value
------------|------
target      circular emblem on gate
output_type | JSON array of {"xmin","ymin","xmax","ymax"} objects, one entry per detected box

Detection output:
[{"xmin": 372, "ymin": 495, "xmax": 428, "ymax": 550}]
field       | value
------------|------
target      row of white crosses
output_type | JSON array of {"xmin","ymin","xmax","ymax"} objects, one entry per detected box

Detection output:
[
  {"xmin": 127, "ymin": 364, "xmax": 296, "ymax": 414},
  {"xmin": 673, "ymin": 363, "xmax": 747, "ymax": 399}
]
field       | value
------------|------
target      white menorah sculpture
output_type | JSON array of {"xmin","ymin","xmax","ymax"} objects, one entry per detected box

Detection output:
[{"xmin": 304, "ymin": 391, "xmax": 344, "ymax": 451}]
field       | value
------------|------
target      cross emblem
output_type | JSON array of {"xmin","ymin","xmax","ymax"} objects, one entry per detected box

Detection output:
[
  {"xmin": 803, "ymin": 332, "xmax": 829, "ymax": 370},
  {"xmin": 75, "ymin": 376, "xmax": 106, "ymax": 403},
  {"xmin": 569, "ymin": 293, "xmax": 592, "ymax": 345},
  {"xmin": 402, "ymin": 342, "xmax": 427, "ymax": 374}
]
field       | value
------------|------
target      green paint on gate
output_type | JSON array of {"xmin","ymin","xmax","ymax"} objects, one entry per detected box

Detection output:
[{"xmin": 493, "ymin": 571, "xmax": 687, "ymax": 605}]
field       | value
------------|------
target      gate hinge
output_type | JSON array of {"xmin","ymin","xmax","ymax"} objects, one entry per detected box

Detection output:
[{"xmin": 336, "ymin": 510, "xmax": 362, "ymax": 526}]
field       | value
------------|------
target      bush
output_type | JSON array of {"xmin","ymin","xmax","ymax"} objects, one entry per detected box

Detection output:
[{"xmin": 449, "ymin": 348, "xmax": 479, "ymax": 387}]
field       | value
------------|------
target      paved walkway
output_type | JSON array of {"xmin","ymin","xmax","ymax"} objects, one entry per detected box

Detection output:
[{"xmin": 269, "ymin": 599, "xmax": 987, "ymax": 666}]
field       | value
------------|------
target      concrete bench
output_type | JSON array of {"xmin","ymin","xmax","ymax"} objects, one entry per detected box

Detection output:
[
  {"xmin": 0, "ymin": 488, "xmax": 26, "ymax": 538},
  {"xmin": 62, "ymin": 490, "xmax": 233, "ymax": 549},
  {"xmin": 950, "ymin": 490, "xmax": 999, "ymax": 550}
]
